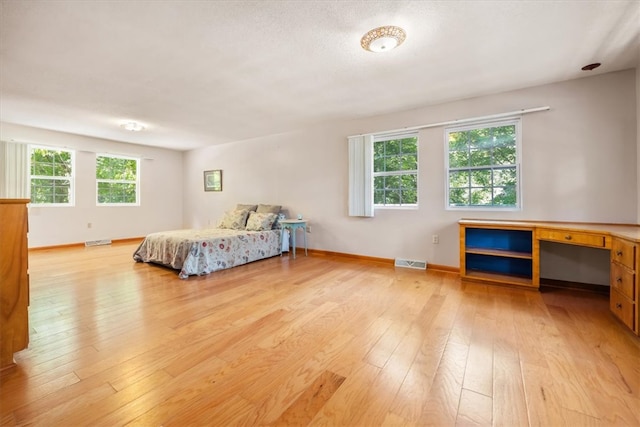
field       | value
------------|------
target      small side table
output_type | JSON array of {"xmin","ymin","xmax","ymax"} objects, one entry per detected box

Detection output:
[{"xmin": 280, "ymin": 219, "xmax": 308, "ymax": 259}]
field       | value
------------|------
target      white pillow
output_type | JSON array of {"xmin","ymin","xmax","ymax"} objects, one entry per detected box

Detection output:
[
  {"xmin": 217, "ymin": 209, "xmax": 250, "ymax": 230},
  {"xmin": 245, "ymin": 212, "xmax": 277, "ymax": 231}
]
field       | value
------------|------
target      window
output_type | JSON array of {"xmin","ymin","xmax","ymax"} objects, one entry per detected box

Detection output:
[
  {"xmin": 29, "ymin": 146, "xmax": 74, "ymax": 205},
  {"xmin": 373, "ymin": 133, "xmax": 418, "ymax": 207},
  {"xmin": 96, "ymin": 154, "xmax": 139, "ymax": 205},
  {"xmin": 446, "ymin": 119, "xmax": 520, "ymax": 209}
]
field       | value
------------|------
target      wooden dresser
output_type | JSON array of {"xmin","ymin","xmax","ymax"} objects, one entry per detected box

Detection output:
[
  {"xmin": 459, "ymin": 219, "xmax": 640, "ymax": 336},
  {"xmin": 0, "ymin": 199, "xmax": 30, "ymax": 375}
]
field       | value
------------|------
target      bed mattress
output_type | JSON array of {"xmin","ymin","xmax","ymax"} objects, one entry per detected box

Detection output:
[{"xmin": 133, "ymin": 228, "xmax": 282, "ymax": 279}]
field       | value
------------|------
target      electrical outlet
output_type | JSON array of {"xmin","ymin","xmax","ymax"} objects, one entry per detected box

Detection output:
[
  {"xmin": 432, "ymin": 234, "xmax": 439, "ymax": 244},
  {"xmin": 306, "ymin": 225, "xmax": 311, "ymax": 233},
  {"xmin": 87, "ymin": 222, "xmax": 92, "ymax": 229}
]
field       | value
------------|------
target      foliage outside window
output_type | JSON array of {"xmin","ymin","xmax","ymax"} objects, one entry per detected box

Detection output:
[
  {"xmin": 373, "ymin": 133, "xmax": 418, "ymax": 207},
  {"xmin": 30, "ymin": 146, "xmax": 74, "ymax": 205},
  {"xmin": 96, "ymin": 154, "xmax": 139, "ymax": 205},
  {"xmin": 446, "ymin": 119, "xmax": 520, "ymax": 209}
]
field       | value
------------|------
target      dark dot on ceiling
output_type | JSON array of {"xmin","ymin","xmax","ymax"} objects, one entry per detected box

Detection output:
[{"xmin": 581, "ymin": 63, "xmax": 601, "ymax": 71}]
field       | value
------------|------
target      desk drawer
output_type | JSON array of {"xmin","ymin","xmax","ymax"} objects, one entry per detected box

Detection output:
[
  {"xmin": 610, "ymin": 289, "xmax": 635, "ymax": 331},
  {"xmin": 612, "ymin": 238, "xmax": 637, "ymax": 271},
  {"xmin": 537, "ymin": 228, "xmax": 606, "ymax": 248},
  {"xmin": 611, "ymin": 262, "xmax": 636, "ymax": 301}
]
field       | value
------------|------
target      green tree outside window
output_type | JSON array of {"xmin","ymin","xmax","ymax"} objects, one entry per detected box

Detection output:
[
  {"xmin": 96, "ymin": 155, "xmax": 139, "ymax": 204},
  {"xmin": 30, "ymin": 147, "xmax": 74, "ymax": 205},
  {"xmin": 447, "ymin": 121, "xmax": 519, "ymax": 208},
  {"xmin": 373, "ymin": 134, "xmax": 418, "ymax": 207}
]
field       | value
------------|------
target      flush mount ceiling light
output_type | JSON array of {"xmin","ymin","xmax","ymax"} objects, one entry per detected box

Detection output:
[
  {"xmin": 121, "ymin": 121, "xmax": 145, "ymax": 132},
  {"xmin": 360, "ymin": 25, "xmax": 406, "ymax": 52}
]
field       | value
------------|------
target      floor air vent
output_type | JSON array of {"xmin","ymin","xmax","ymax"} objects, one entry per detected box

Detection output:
[
  {"xmin": 85, "ymin": 239, "xmax": 112, "ymax": 247},
  {"xmin": 394, "ymin": 258, "xmax": 427, "ymax": 270}
]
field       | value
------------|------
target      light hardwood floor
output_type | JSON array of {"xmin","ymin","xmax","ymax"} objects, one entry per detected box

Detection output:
[{"xmin": 1, "ymin": 241, "xmax": 639, "ymax": 426}]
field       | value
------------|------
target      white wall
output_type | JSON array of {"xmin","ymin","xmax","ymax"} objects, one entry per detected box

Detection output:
[
  {"xmin": 183, "ymin": 70, "xmax": 637, "ymax": 274},
  {"xmin": 0, "ymin": 123, "xmax": 184, "ymax": 248}
]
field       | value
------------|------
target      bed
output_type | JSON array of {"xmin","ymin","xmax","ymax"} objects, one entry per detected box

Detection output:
[{"xmin": 133, "ymin": 206, "xmax": 283, "ymax": 279}]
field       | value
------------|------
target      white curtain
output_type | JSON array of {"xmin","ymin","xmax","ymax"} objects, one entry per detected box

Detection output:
[
  {"xmin": 348, "ymin": 135, "xmax": 374, "ymax": 217},
  {"xmin": 0, "ymin": 140, "xmax": 29, "ymax": 198}
]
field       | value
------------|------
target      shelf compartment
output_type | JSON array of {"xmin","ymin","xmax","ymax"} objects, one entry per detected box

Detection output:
[
  {"xmin": 465, "ymin": 252, "xmax": 532, "ymax": 278},
  {"xmin": 465, "ymin": 227, "xmax": 532, "ymax": 254}
]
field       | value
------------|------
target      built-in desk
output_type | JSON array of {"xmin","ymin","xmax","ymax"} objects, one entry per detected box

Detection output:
[{"xmin": 459, "ymin": 219, "xmax": 640, "ymax": 335}]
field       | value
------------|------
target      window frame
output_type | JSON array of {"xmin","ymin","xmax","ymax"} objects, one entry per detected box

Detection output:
[
  {"xmin": 444, "ymin": 118, "xmax": 522, "ymax": 211},
  {"xmin": 28, "ymin": 145, "xmax": 75, "ymax": 207},
  {"xmin": 373, "ymin": 132, "xmax": 419, "ymax": 209},
  {"xmin": 95, "ymin": 153, "xmax": 140, "ymax": 206}
]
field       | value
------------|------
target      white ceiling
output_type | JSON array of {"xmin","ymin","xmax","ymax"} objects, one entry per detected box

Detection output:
[{"xmin": 1, "ymin": 1, "xmax": 639, "ymax": 151}]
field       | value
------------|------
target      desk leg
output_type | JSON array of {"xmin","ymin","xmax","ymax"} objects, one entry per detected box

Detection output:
[{"xmin": 291, "ymin": 227, "xmax": 297, "ymax": 259}]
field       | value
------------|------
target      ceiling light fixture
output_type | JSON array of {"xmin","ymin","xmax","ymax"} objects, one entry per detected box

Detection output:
[
  {"xmin": 360, "ymin": 25, "xmax": 406, "ymax": 52},
  {"xmin": 121, "ymin": 121, "xmax": 145, "ymax": 132}
]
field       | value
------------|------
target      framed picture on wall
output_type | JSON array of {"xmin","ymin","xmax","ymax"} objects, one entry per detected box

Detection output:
[{"xmin": 204, "ymin": 170, "xmax": 222, "ymax": 192}]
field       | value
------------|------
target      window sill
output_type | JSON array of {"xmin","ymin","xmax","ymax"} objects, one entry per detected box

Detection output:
[
  {"xmin": 28, "ymin": 203, "xmax": 75, "ymax": 208},
  {"xmin": 446, "ymin": 205, "xmax": 521, "ymax": 212},
  {"xmin": 374, "ymin": 205, "xmax": 419, "ymax": 211}
]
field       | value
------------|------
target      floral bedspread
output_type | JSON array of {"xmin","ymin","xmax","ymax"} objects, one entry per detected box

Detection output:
[{"xmin": 133, "ymin": 228, "xmax": 282, "ymax": 279}]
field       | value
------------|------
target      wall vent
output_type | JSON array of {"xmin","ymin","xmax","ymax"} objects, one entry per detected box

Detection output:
[
  {"xmin": 394, "ymin": 258, "xmax": 427, "ymax": 270},
  {"xmin": 85, "ymin": 239, "xmax": 112, "ymax": 247}
]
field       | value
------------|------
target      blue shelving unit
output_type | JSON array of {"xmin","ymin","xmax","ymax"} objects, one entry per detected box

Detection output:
[{"xmin": 461, "ymin": 224, "xmax": 534, "ymax": 287}]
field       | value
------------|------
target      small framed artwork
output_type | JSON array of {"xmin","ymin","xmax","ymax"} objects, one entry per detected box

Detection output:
[{"xmin": 203, "ymin": 169, "xmax": 222, "ymax": 192}]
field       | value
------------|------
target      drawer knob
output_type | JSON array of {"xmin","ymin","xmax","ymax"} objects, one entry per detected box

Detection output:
[
  {"xmin": 616, "ymin": 303, "xmax": 622, "ymax": 309},
  {"xmin": 616, "ymin": 251, "xmax": 623, "ymax": 256},
  {"xmin": 616, "ymin": 277, "xmax": 622, "ymax": 283},
  {"xmin": 564, "ymin": 235, "xmax": 572, "ymax": 240}
]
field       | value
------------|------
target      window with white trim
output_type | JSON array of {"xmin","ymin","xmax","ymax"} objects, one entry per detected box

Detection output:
[
  {"xmin": 446, "ymin": 119, "xmax": 520, "ymax": 209},
  {"xmin": 29, "ymin": 146, "xmax": 75, "ymax": 206},
  {"xmin": 96, "ymin": 154, "xmax": 139, "ymax": 205},
  {"xmin": 373, "ymin": 133, "xmax": 418, "ymax": 207}
]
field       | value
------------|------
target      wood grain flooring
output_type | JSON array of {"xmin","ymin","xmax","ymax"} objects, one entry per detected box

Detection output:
[{"xmin": 1, "ymin": 241, "xmax": 639, "ymax": 426}]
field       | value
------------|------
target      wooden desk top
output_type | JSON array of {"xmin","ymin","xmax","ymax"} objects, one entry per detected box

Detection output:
[{"xmin": 459, "ymin": 219, "xmax": 640, "ymax": 242}]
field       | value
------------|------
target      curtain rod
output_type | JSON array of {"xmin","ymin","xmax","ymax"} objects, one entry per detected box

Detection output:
[{"xmin": 348, "ymin": 106, "xmax": 550, "ymax": 138}]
